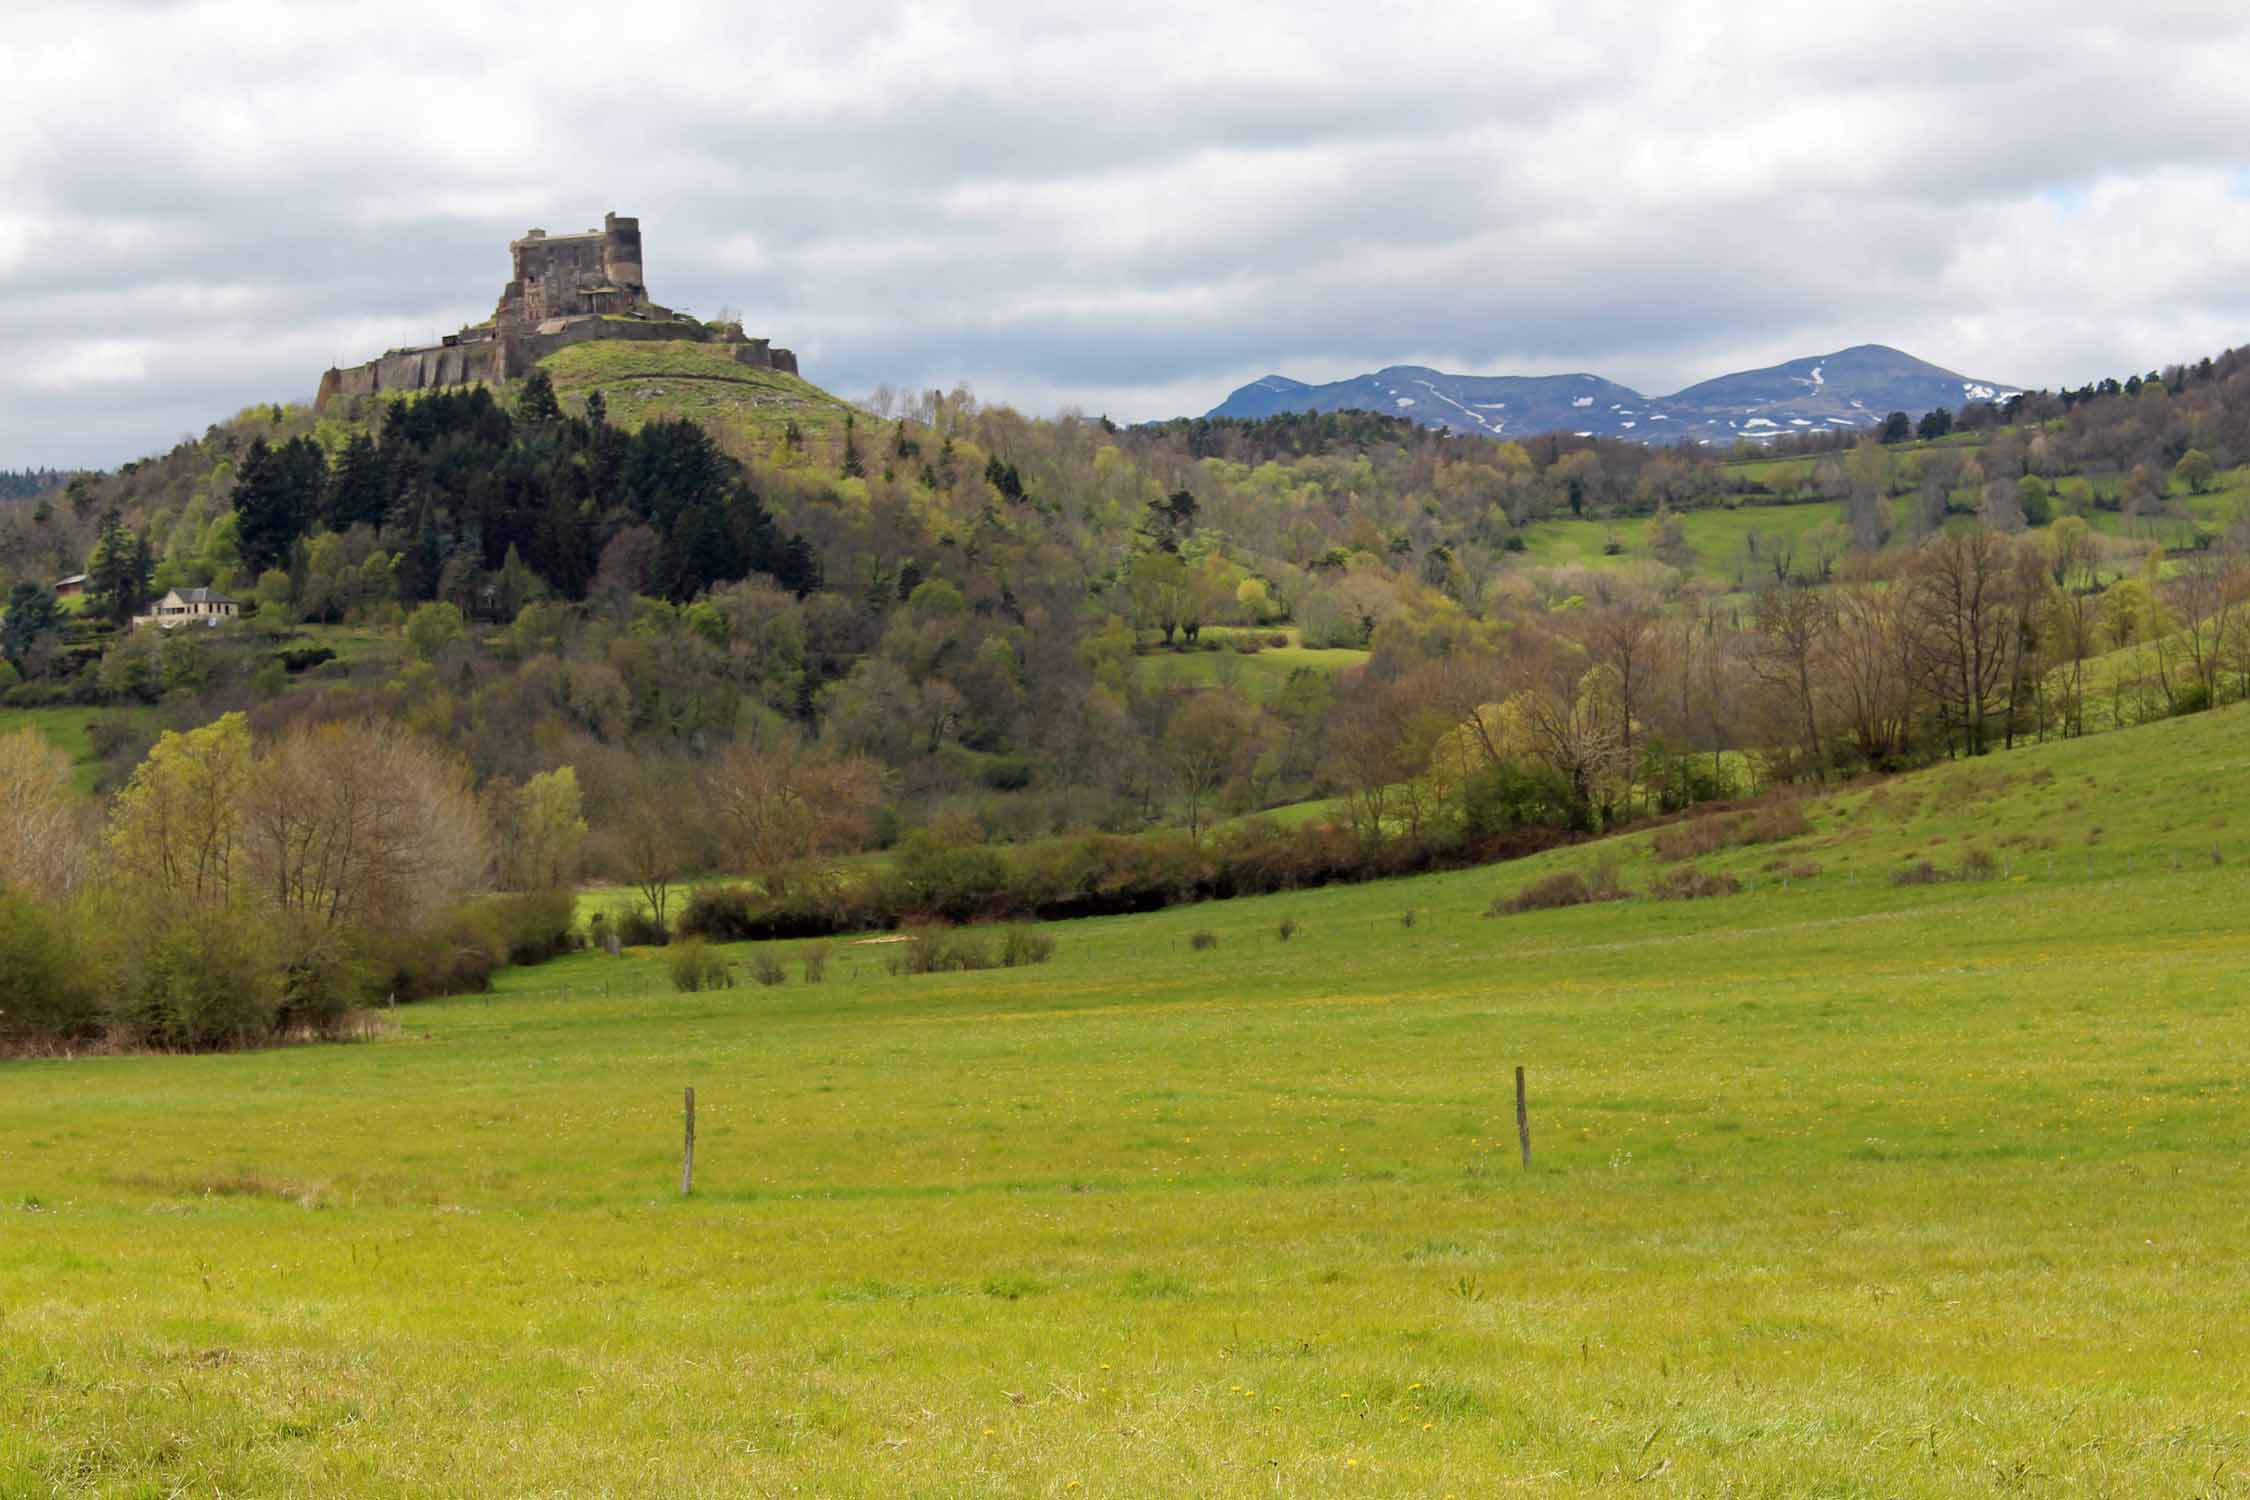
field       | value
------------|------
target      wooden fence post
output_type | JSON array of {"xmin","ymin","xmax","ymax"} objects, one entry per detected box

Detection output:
[
  {"xmin": 681, "ymin": 1086, "xmax": 696, "ymax": 1197},
  {"xmin": 1514, "ymin": 1066, "xmax": 1531, "ymax": 1171}
]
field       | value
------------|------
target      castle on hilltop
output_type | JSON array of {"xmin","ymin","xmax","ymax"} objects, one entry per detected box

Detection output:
[{"xmin": 316, "ymin": 212, "xmax": 795, "ymax": 409}]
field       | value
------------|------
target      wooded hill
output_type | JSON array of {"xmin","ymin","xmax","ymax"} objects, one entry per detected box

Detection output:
[{"xmin": 6, "ymin": 336, "xmax": 2250, "ymax": 1047}]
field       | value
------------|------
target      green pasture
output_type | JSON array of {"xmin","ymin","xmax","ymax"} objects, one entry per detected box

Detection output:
[
  {"xmin": 539, "ymin": 339, "xmax": 860, "ymax": 450},
  {"xmin": 1136, "ymin": 629, "xmax": 1369, "ymax": 703},
  {"xmin": 9, "ymin": 702, "xmax": 2250, "ymax": 1493},
  {"xmin": 0, "ymin": 706, "xmax": 149, "ymax": 794},
  {"xmin": 1511, "ymin": 497, "xmax": 1865, "ymax": 584}
]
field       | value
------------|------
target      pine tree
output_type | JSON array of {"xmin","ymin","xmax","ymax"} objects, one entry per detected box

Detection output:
[
  {"xmin": 1, "ymin": 581, "xmax": 62, "ymax": 666},
  {"xmin": 518, "ymin": 368, "xmax": 563, "ymax": 428},
  {"xmin": 88, "ymin": 514, "xmax": 147, "ymax": 626}
]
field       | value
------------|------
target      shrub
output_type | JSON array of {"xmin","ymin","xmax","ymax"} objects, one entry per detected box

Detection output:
[
  {"xmin": 380, "ymin": 903, "xmax": 508, "ymax": 1000},
  {"xmin": 1743, "ymin": 800, "xmax": 1813, "ymax": 844},
  {"xmin": 1958, "ymin": 847, "xmax": 1999, "ymax": 881},
  {"xmin": 888, "ymin": 831, "xmax": 1010, "ymax": 923},
  {"xmin": 978, "ymin": 755, "xmax": 1036, "ymax": 791},
  {"xmin": 1462, "ymin": 760, "xmax": 1593, "ymax": 837},
  {"xmin": 488, "ymin": 887, "xmax": 580, "ymax": 966},
  {"xmin": 1491, "ymin": 861, "xmax": 1629, "ymax": 916},
  {"xmin": 274, "ymin": 926, "xmax": 371, "ymax": 1037},
  {"xmin": 1276, "ymin": 916, "xmax": 1299, "ymax": 942},
  {"xmin": 0, "ymin": 891, "xmax": 105, "ymax": 1048},
  {"xmin": 1188, "ymin": 929, "xmax": 1219, "ymax": 951},
  {"xmin": 1266, "ymin": 632, "xmax": 1290, "ymax": 648},
  {"xmin": 1650, "ymin": 867, "xmax": 1741, "ymax": 901},
  {"xmin": 669, "ymin": 940, "xmax": 733, "ymax": 992},
  {"xmin": 1000, "ymin": 925, "xmax": 1056, "ymax": 967},
  {"xmin": 1492, "ymin": 871, "xmax": 1591, "ymax": 915},
  {"xmin": 117, "ymin": 902, "xmax": 285, "ymax": 1050},
  {"xmin": 1651, "ymin": 815, "xmax": 1731, "ymax": 862},
  {"xmin": 893, "ymin": 925, "xmax": 998, "ymax": 975},
  {"xmin": 800, "ymin": 944, "xmax": 830, "ymax": 983},
  {"xmin": 1399, "ymin": 908, "xmax": 1417, "ymax": 929},
  {"xmin": 749, "ymin": 951, "xmax": 787, "ymax": 986},
  {"xmin": 606, "ymin": 900, "xmax": 667, "ymax": 948},
  {"xmin": 677, "ymin": 884, "xmax": 761, "ymax": 943},
  {"xmin": 1891, "ymin": 859, "xmax": 1945, "ymax": 887}
]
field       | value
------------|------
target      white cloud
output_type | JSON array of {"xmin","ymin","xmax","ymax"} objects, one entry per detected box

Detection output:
[{"xmin": 6, "ymin": 0, "xmax": 2250, "ymax": 464}]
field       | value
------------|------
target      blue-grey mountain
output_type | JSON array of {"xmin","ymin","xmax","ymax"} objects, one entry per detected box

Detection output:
[{"xmin": 1205, "ymin": 345, "xmax": 2020, "ymax": 444}]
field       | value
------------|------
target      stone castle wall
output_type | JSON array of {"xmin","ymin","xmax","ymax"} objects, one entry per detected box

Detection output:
[{"xmin": 315, "ymin": 213, "xmax": 796, "ymax": 410}]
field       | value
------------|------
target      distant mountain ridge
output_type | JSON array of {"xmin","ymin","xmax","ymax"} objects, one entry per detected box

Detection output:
[{"xmin": 1204, "ymin": 344, "xmax": 2021, "ymax": 444}]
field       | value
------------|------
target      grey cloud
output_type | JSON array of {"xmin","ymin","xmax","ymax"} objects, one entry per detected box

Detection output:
[{"xmin": 7, "ymin": 0, "xmax": 2250, "ymax": 467}]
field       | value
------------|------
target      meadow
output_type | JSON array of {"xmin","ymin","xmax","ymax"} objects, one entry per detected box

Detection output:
[{"xmin": 7, "ymin": 703, "xmax": 2250, "ymax": 1495}]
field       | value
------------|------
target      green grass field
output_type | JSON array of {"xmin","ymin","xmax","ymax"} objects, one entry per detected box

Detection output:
[
  {"xmin": 9, "ymin": 702, "xmax": 2250, "ymax": 1493},
  {"xmin": 539, "ymin": 339, "xmax": 861, "ymax": 452},
  {"xmin": 1136, "ymin": 629, "xmax": 1370, "ymax": 703},
  {"xmin": 0, "ymin": 706, "xmax": 150, "ymax": 794}
]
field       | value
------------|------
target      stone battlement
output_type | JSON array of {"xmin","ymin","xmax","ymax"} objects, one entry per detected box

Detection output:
[{"xmin": 316, "ymin": 212, "xmax": 795, "ymax": 410}]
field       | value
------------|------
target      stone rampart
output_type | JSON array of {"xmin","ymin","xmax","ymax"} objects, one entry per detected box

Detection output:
[{"xmin": 314, "ymin": 213, "xmax": 798, "ymax": 410}]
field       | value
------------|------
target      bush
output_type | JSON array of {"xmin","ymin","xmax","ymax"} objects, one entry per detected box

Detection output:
[
  {"xmin": 1276, "ymin": 917, "xmax": 1299, "ymax": 942},
  {"xmin": 274, "ymin": 926, "xmax": 371, "ymax": 1036},
  {"xmin": 606, "ymin": 900, "xmax": 668, "ymax": 948},
  {"xmin": 1743, "ymin": 800, "xmax": 1813, "ymax": 844},
  {"xmin": 488, "ymin": 887, "xmax": 580, "ymax": 966},
  {"xmin": 800, "ymin": 944, "xmax": 830, "ymax": 983},
  {"xmin": 678, "ymin": 884, "xmax": 761, "ymax": 942},
  {"xmin": 0, "ymin": 891, "xmax": 105, "ymax": 1048},
  {"xmin": 117, "ymin": 902, "xmax": 284, "ymax": 1050},
  {"xmin": 888, "ymin": 831, "xmax": 1011, "ymax": 923},
  {"xmin": 978, "ymin": 755, "xmax": 1036, "ymax": 791},
  {"xmin": 1491, "ymin": 861, "xmax": 1629, "ymax": 916},
  {"xmin": 892, "ymin": 925, "xmax": 998, "ymax": 975},
  {"xmin": 1649, "ymin": 867, "xmax": 1741, "ymax": 901},
  {"xmin": 1000, "ymin": 925, "xmax": 1056, "ymax": 967},
  {"xmin": 1958, "ymin": 848, "xmax": 1999, "ymax": 880},
  {"xmin": 1188, "ymin": 929, "xmax": 1219, "ymax": 951},
  {"xmin": 669, "ymin": 939, "xmax": 733, "ymax": 992},
  {"xmin": 1462, "ymin": 760, "xmax": 1593, "ymax": 837},
  {"xmin": 380, "ymin": 903, "xmax": 509, "ymax": 1000},
  {"xmin": 1399, "ymin": 908, "xmax": 1417, "ymax": 929},
  {"xmin": 1891, "ymin": 859, "xmax": 1946, "ymax": 887},
  {"xmin": 749, "ymin": 951, "xmax": 787, "ymax": 986},
  {"xmin": 1651, "ymin": 815, "xmax": 1730, "ymax": 862}
]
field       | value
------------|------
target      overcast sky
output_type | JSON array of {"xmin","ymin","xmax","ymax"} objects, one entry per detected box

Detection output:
[{"xmin": 9, "ymin": 0, "xmax": 2250, "ymax": 468}]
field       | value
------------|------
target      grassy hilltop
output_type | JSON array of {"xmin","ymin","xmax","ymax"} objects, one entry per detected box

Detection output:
[
  {"xmin": 537, "ymin": 339, "xmax": 862, "ymax": 451},
  {"xmin": 6, "ymin": 697, "xmax": 2250, "ymax": 1495}
]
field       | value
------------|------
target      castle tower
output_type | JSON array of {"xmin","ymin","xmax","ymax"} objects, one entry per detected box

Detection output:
[{"xmin": 601, "ymin": 212, "xmax": 645, "ymax": 298}]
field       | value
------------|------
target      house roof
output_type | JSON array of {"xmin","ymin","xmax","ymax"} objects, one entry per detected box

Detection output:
[
  {"xmin": 54, "ymin": 573, "xmax": 87, "ymax": 587},
  {"xmin": 169, "ymin": 587, "xmax": 237, "ymax": 605}
]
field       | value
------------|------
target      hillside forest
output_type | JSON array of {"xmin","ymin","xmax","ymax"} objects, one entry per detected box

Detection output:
[{"xmin": 6, "ymin": 346, "xmax": 2250, "ymax": 1051}]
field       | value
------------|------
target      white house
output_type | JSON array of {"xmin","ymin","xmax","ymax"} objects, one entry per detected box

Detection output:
[{"xmin": 136, "ymin": 587, "xmax": 241, "ymax": 629}]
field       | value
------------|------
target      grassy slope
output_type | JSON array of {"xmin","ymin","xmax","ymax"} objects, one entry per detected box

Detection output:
[
  {"xmin": 8, "ymin": 704, "xmax": 2250, "ymax": 1493},
  {"xmin": 1134, "ymin": 628, "xmax": 1370, "ymax": 704},
  {"xmin": 538, "ymin": 340, "xmax": 861, "ymax": 451},
  {"xmin": 1523, "ymin": 442, "xmax": 2249, "ymax": 586},
  {"xmin": 0, "ymin": 705, "xmax": 151, "ymax": 794}
]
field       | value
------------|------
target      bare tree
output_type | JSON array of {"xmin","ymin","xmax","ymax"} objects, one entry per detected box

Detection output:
[
  {"xmin": 1746, "ymin": 582, "xmax": 1834, "ymax": 778},
  {"xmin": 245, "ymin": 720, "xmax": 487, "ymax": 931},
  {"xmin": 708, "ymin": 738, "xmax": 885, "ymax": 900},
  {"xmin": 1906, "ymin": 529, "xmax": 2024, "ymax": 757},
  {"xmin": 0, "ymin": 728, "xmax": 90, "ymax": 896}
]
